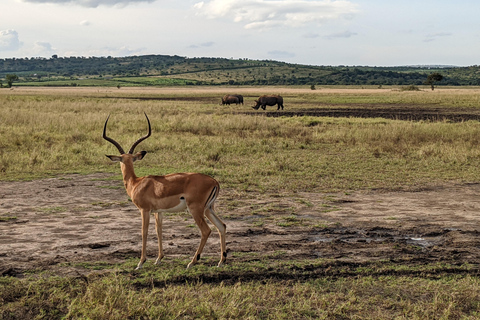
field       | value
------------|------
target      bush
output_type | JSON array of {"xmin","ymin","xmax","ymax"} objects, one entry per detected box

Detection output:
[{"xmin": 400, "ymin": 84, "xmax": 420, "ymax": 91}]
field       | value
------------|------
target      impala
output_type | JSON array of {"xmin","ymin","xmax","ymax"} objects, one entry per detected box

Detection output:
[{"xmin": 103, "ymin": 113, "xmax": 227, "ymax": 269}]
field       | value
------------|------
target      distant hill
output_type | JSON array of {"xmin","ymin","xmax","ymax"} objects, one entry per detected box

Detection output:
[{"xmin": 1, "ymin": 54, "xmax": 479, "ymax": 87}]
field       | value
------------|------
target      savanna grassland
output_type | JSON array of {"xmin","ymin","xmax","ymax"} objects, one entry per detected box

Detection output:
[{"xmin": 1, "ymin": 86, "xmax": 480, "ymax": 319}]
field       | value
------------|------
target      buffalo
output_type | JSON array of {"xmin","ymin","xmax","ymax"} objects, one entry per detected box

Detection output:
[
  {"xmin": 252, "ymin": 95, "xmax": 284, "ymax": 110},
  {"xmin": 221, "ymin": 94, "xmax": 240, "ymax": 105}
]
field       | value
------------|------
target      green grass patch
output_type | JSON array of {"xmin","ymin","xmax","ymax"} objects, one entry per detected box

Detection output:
[
  {"xmin": 1, "ymin": 259, "xmax": 479, "ymax": 319},
  {"xmin": 37, "ymin": 206, "xmax": 67, "ymax": 214},
  {"xmin": 0, "ymin": 215, "xmax": 17, "ymax": 222}
]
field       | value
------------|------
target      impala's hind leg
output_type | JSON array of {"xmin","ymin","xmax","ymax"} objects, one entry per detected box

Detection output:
[
  {"xmin": 187, "ymin": 204, "xmax": 212, "ymax": 269},
  {"xmin": 205, "ymin": 204, "xmax": 227, "ymax": 267}
]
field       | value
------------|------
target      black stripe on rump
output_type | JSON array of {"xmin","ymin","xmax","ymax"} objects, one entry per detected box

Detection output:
[{"xmin": 204, "ymin": 186, "xmax": 217, "ymax": 208}]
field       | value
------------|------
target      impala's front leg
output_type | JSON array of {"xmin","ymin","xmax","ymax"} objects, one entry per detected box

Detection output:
[
  {"xmin": 154, "ymin": 212, "xmax": 164, "ymax": 265},
  {"xmin": 136, "ymin": 209, "xmax": 151, "ymax": 270}
]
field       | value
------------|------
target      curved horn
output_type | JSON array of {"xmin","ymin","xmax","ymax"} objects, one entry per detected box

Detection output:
[
  {"xmin": 128, "ymin": 112, "xmax": 151, "ymax": 154},
  {"xmin": 103, "ymin": 115, "xmax": 126, "ymax": 154}
]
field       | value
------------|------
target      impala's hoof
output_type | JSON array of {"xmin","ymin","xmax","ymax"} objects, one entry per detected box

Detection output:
[{"xmin": 136, "ymin": 259, "xmax": 146, "ymax": 270}]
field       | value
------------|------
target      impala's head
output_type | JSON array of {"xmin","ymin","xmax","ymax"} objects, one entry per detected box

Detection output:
[{"xmin": 103, "ymin": 113, "xmax": 151, "ymax": 164}]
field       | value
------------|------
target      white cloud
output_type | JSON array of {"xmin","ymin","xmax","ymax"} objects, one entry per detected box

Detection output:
[
  {"xmin": 67, "ymin": 46, "xmax": 144, "ymax": 57},
  {"xmin": 0, "ymin": 29, "xmax": 23, "ymax": 51},
  {"xmin": 268, "ymin": 50, "xmax": 295, "ymax": 59},
  {"xmin": 423, "ymin": 32, "xmax": 452, "ymax": 43},
  {"xmin": 33, "ymin": 41, "xmax": 56, "ymax": 55},
  {"xmin": 325, "ymin": 30, "xmax": 357, "ymax": 39},
  {"xmin": 304, "ymin": 32, "xmax": 320, "ymax": 39},
  {"xmin": 194, "ymin": 0, "xmax": 358, "ymax": 30},
  {"xmin": 20, "ymin": 0, "xmax": 155, "ymax": 8},
  {"xmin": 189, "ymin": 41, "xmax": 215, "ymax": 49},
  {"xmin": 80, "ymin": 20, "xmax": 91, "ymax": 26}
]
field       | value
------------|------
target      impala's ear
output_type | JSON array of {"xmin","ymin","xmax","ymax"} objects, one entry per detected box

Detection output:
[
  {"xmin": 106, "ymin": 155, "xmax": 123, "ymax": 162},
  {"xmin": 133, "ymin": 151, "xmax": 147, "ymax": 162}
]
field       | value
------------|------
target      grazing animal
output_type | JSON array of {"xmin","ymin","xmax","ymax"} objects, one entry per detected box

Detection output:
[
  {"xmin": 253, "ymin": 95, "xmax": 284, "ymax": 110},
  {"xmin": 221, "ymin": 94, "xmax": 240, "ymax": 105},
  {"xmin": 233, "ymin": 94, "xmax": 244, "ymax": 104},
  {"xmin": 103, "ymin": 113, "xmax": 227, "ymax": 269}
]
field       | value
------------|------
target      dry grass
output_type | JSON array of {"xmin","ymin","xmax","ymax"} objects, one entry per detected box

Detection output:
[
  {"xmin": 2, "ymin": 86, "xmax": 480, "ymax": 319},
  {"xmin": 2, "ymin": 86, "xmax": 480, "ymax": 193}
]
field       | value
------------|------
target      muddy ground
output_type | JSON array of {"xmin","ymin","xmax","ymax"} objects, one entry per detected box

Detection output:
[
  {"xmin": 251, "ymin": 106, "xmax": 480, "ymax": 122},
  {"xmin": 1, "ymin": 172, "xmax": 479, "ymax": 278}
]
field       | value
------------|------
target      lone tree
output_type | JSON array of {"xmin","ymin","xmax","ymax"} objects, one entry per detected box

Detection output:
[
  {"xmin": 5, "ymin": 74, "xmax": 19, "ymax": 88},
  {"xmin": 425, "ymin": 72, "xmax": 443, "ymax": 91}
]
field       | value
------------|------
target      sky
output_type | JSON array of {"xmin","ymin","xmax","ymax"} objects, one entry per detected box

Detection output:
[{"xmin": 1, "ymin": 0, "xmax": 479, "ymax": 66}]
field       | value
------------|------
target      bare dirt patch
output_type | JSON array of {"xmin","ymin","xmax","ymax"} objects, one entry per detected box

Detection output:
[
  {"xmin": 1, "ymin": 174, "xmax": 479, "ymax": 277},
  {"xmin": 243, "ymin": 105, "xmax": 480, "ymax": 122}
]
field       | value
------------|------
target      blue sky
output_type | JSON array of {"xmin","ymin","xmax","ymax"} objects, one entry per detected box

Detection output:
[{"xmin": 1, "ymin": 0, "xmax": 479, "ymax": 66}]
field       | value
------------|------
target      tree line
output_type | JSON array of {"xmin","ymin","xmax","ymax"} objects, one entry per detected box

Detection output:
[{"xmin": 0, "ymin": 54, "xmax": 478, "ymax": 87}]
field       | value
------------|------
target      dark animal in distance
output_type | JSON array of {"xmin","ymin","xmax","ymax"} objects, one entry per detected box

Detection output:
[
  {"xmin": 221, "ymin": 95, "xmax": 240, "ymax": 105},
  {"xmin": 253, "ymin": 95, "xmax": 284, "ymax": 110},
  {"xmin": 232, "ymin": 94, "xmax": 243, "ymax": 104}
]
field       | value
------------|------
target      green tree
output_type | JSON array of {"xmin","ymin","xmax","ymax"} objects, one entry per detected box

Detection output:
[
  {"xmin": 425, "ymin": 72, "xmax": 443, "ymax": 90},
  {"xmin": 5, "ymin": 74, "xmax": 19, "ymax": 88}
]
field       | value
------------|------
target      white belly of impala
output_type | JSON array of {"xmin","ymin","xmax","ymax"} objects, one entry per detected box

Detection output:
[{"xmin": 153, "ymin": 197, "xmax": 187, "ymax": 213}]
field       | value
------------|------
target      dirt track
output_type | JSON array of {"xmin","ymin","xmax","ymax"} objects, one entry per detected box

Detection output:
[{"xmin": 1, "ymin": 173, "xmax": 479, "ymax": 277}]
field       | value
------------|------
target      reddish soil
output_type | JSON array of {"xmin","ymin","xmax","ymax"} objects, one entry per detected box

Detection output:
[{"xmin": 1, "ymin": 173, "xmax": 479, "ymax": 278}]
